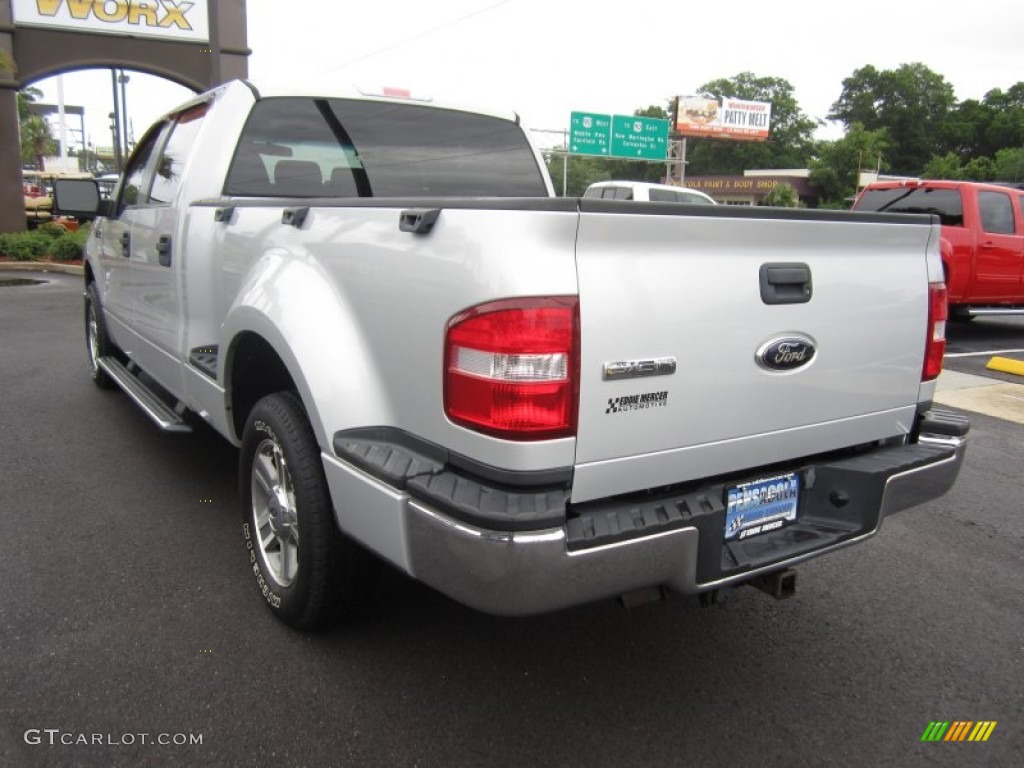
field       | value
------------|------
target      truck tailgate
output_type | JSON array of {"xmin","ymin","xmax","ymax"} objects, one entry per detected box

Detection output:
[{"xmin": 572, "ymin": 204, "xmax": 934, "ymax": 503}]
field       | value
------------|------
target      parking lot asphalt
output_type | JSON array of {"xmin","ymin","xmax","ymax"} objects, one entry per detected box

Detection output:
[{"xmin": 1, "ymin": 271, "xmax": 1021, "ymax": 768}]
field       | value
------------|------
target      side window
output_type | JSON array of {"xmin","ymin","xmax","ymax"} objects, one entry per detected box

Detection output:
[
  {"xmin": 680, "ymin": 190, "xmax": 713, "ymax": 204},
  {"xmin": 118, "ymin": 124, "xmax": 165, "ymax": 208},
  {"xmin": 978, "ymin": 191, "xmax": 1015, "ymax": 235},
  {"xmin": 149, "ymin": 103, "xmax": 210, "ymax": 205},
  {"xmin": 612, "ymin": 187, "xmax": 633, "ymax": 200},
  {"xmin": 648, "ymin": 188, "xmax": 673, "ymax": 202}
]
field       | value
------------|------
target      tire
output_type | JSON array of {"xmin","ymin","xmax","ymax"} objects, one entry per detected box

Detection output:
[
  {"xmin": 239, "ymin": 392, "xmax": 377, "ymax": 630},
  {"xmin": 85, "ymin": 282, "xmax": 116, "ymax": 389},
  {"xmin": 949, "ymin": 305, "xmax": 976, "ymax": 323}
]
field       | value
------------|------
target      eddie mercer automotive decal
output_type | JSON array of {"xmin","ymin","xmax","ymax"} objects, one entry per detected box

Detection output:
[{"xmin": 606, "ymin": 391, "xmax": 669, "ymax": 414}]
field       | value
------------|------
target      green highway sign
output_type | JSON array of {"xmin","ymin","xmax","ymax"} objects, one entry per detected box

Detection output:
[
  {"xmin": 570, "ymin": 112, "xmax": 612, "ymax": 156},
  {"xmin": 610, "ymin": 115, "xmax": 669, "ymax": 160},
  {"xmin": 569, "ymin": 111, "xmax": 669, "ymax": 161}
]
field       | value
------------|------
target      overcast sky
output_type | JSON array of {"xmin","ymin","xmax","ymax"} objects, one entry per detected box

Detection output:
[{"xmin": 25, "ymin": 0, "xmax": 1024, "ymax": 156}]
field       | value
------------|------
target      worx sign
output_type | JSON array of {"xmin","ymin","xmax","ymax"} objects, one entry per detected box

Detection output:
[
  {"xmin": 12, "ymin": 0, "xmax": 210, "ymax": 41},
  {"xmin": 1, "ymin": 0, "xmax": 248, "ymax": 232}
]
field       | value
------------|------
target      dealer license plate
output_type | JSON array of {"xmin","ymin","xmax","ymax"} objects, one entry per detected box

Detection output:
[{"xmin": 725, "ymin": 472, "xmax": 800, "ymax": 541}]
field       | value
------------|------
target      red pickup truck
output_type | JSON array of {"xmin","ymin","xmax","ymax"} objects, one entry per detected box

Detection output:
[{"xmin": 853, "ymin": 180, "xmax": 1024, "ymax": 318}]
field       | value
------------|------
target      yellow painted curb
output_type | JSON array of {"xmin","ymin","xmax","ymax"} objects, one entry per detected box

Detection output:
[{"xmin": 986, "ymin": 356, "xmax": 1024, "ymax": 377}]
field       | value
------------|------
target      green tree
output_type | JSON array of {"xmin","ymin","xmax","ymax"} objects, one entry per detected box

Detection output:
[
  {"xmin": 18, "ymin": 87, "xmax": 56, "ymax": 170},
  {"xmin": 921, "ymin": 152, "xmax": 964, "ymax": 180},
  {"xmin": 809, "ymin": 123, "xmax": 890, "ymax": 206},
  {"xmin": 20, "ymin": 115, "xmax": 56, "ymax": 170},
  {"xmin": 828, "ymin": 63, "xmax": 956, "ymax": 175},
  {"xmin": 961, "ymin": 156, "xmax": 996, "ymax": 181},
  {"xmin": 940, "ymin": 86, "xmax": 1024, "ymax": 161},
  {"xmin": 684, "ymin": 72, "xmax": 817, "ymax": 176},
  {"xmin": 981, "ymin": 91, "xmax": 1024, "ymax": 153},
  {"xmin": 939, "ymin": 99, "xmax": 996, "ymax": 160},
  {"xmin": 761, "ymin": 182, "xmax": 801, "ymax": 207},
  {"xmin": 17, "ymin": 86, "xmax": 44, "ymax": 121},
  {"xmin": 993, "ymin": 147, "xmax": 1024, "ymax": 182}
]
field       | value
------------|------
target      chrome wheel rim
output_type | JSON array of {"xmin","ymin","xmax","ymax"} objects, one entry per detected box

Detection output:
[
  {"xmin": 251, "ymin": 437, "xmax": 299, "ymax": 587},
  {"xmin": 87, "ymin": 302, "xmax": 100, "ymax": 372}
]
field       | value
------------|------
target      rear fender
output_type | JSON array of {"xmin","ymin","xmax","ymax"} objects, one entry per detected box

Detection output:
[{"xmin": 222, "ymin": 250, "xmax": 391, "ymax": 451}]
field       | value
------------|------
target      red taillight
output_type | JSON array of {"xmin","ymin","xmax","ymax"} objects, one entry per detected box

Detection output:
[
  {"xmin": 444, "ymin": 297, "xmax": 579, "ymax": 440},
  {"xmin": 923, "ymin": 282, "xmax": 947, "ymax": 381}
]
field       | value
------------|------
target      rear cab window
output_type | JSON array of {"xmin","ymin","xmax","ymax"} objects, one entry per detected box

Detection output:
[
  {"xmin": 855, "ymin": 187, "xmax": 964, "ymax": 227},
  {"xmin": 224, "ymin": 97, "xmax": 548, "ymax": 198}
]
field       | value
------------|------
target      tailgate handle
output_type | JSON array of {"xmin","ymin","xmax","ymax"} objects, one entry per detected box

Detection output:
[
  {"xmin": 760, "ymin": 262, "xmax": 812, "ymax": 305},
  {"xmin": 399, "ymin": 208, "xmax": 441, "ymax": 235},
  {"xmin": 120, "ymin": 231, "xmax": 131, "ymax": 257}
]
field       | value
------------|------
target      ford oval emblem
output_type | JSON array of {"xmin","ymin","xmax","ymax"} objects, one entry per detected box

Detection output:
[{"xmin": 756, "ymin": 335, "xmax": 817, "ymax": 372}]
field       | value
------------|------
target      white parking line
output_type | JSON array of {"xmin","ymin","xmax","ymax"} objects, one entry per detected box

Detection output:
[{"xmin": 945, "ymin": 348, "xmax": 1024, "ymax": 358}]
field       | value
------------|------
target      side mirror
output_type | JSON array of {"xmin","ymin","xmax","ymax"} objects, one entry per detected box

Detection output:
[{"xmin": 53, "ymin": 178, "xmax": 112, "ymax": 220}]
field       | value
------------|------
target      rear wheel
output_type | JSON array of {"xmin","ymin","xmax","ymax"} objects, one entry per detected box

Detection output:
[
  {"xmin": 85, "ymin": 282, "xmax": 115, "ymax": 389},
  {"xmin": 949, "ymin": 305, "xmax": 976, "ymax": 323},
  {"xmin": 240, "ymin": 392, "xmax": 376, "ymax": 630}
]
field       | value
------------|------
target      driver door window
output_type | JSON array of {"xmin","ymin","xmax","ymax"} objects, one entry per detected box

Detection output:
[{"xmin": 118, "ymin": 124, "xmax": 166, "ymax": 209}]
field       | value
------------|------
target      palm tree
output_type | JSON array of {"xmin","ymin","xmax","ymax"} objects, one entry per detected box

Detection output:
[{"xmin": 20, "ymin": 115, "xmax": 56, "ymax": 171}]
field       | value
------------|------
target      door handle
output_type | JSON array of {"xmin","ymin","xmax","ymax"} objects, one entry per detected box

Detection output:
[
  {"xmin": 120, "ymin": 231, "xmax": 131, "ymax": 257},
  {"xmin": 156, "ymin": 235, "xmax": 172, "ymax": 268},
  {"xmin": 980, "ymin": 241, "xmax": 995, "ymax": 250}
]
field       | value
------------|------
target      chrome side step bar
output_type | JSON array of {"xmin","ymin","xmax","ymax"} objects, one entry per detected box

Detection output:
[
  {"xmin": 97, "ymin": 356, "xmax": 193, "ymax": 433},
  {"xmin": 966, "ymin": 307, "xmax": 1024, "ymax": 316}
]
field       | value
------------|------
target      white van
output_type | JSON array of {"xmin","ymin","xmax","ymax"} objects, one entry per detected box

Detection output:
[{"xmin": 583, "ymin": 180, "xmax": 716, "ymax": 205}]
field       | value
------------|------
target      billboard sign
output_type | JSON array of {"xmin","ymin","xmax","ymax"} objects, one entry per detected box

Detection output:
[
  {"xmin": 12, "ymin": 0, "xmax": 211, "ymax": 43},
  {"xmin": 675, "ymin": 95, "xmax": 772, "ymax": 141}
]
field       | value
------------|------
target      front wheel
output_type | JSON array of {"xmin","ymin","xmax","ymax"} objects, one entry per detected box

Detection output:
[
  {"xmin": 85, "ymin": 282, "xmax": 115, "ymax": 389},
  {"xmin": 240, "ymin": 392, "xmax": 376, "ymax": 630}
]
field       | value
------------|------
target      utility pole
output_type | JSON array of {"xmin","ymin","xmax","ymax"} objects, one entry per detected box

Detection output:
[
  {"xmin": 109, "ymin": 69, "xmax": 122, "ymax": 173},
  {"xmin": 665, "ymin": 98, "xmax": 687, "ymax": 185},
  {"xmin": 529, "ymin": 127, "xmax": 570, "ymax": 197},
  {"xmin": 118, "ymin": 70, "xmax": 131, "ymax": 157}
]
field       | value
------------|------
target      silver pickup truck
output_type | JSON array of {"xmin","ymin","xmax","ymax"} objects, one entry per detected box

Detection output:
[{"xmin": 56, "ymin": 80, "xmax": 969, "ymax": 630}]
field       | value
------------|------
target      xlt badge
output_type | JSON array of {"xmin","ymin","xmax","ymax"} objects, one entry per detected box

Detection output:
[{"xmin": 603, "ymin": 357, "xmax": 677, "ymax": 381}]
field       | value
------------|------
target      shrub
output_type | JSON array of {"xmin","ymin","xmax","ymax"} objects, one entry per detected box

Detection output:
[
  {"xmin": 0, "ymin": 231, "xmax": 53, "ymax": 260},
  {"xmin": 37, "ymin": 222, "xmax": 67, "ymax": 239},
  {"xmin": 49, "ymin": 234, "xmax": 83, "ymax": 261}
]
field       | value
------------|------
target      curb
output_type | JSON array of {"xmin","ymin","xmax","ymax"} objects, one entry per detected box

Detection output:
[{"xmin": 0, "ymin": 262, "xmax": 83, "ymax": 276}]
